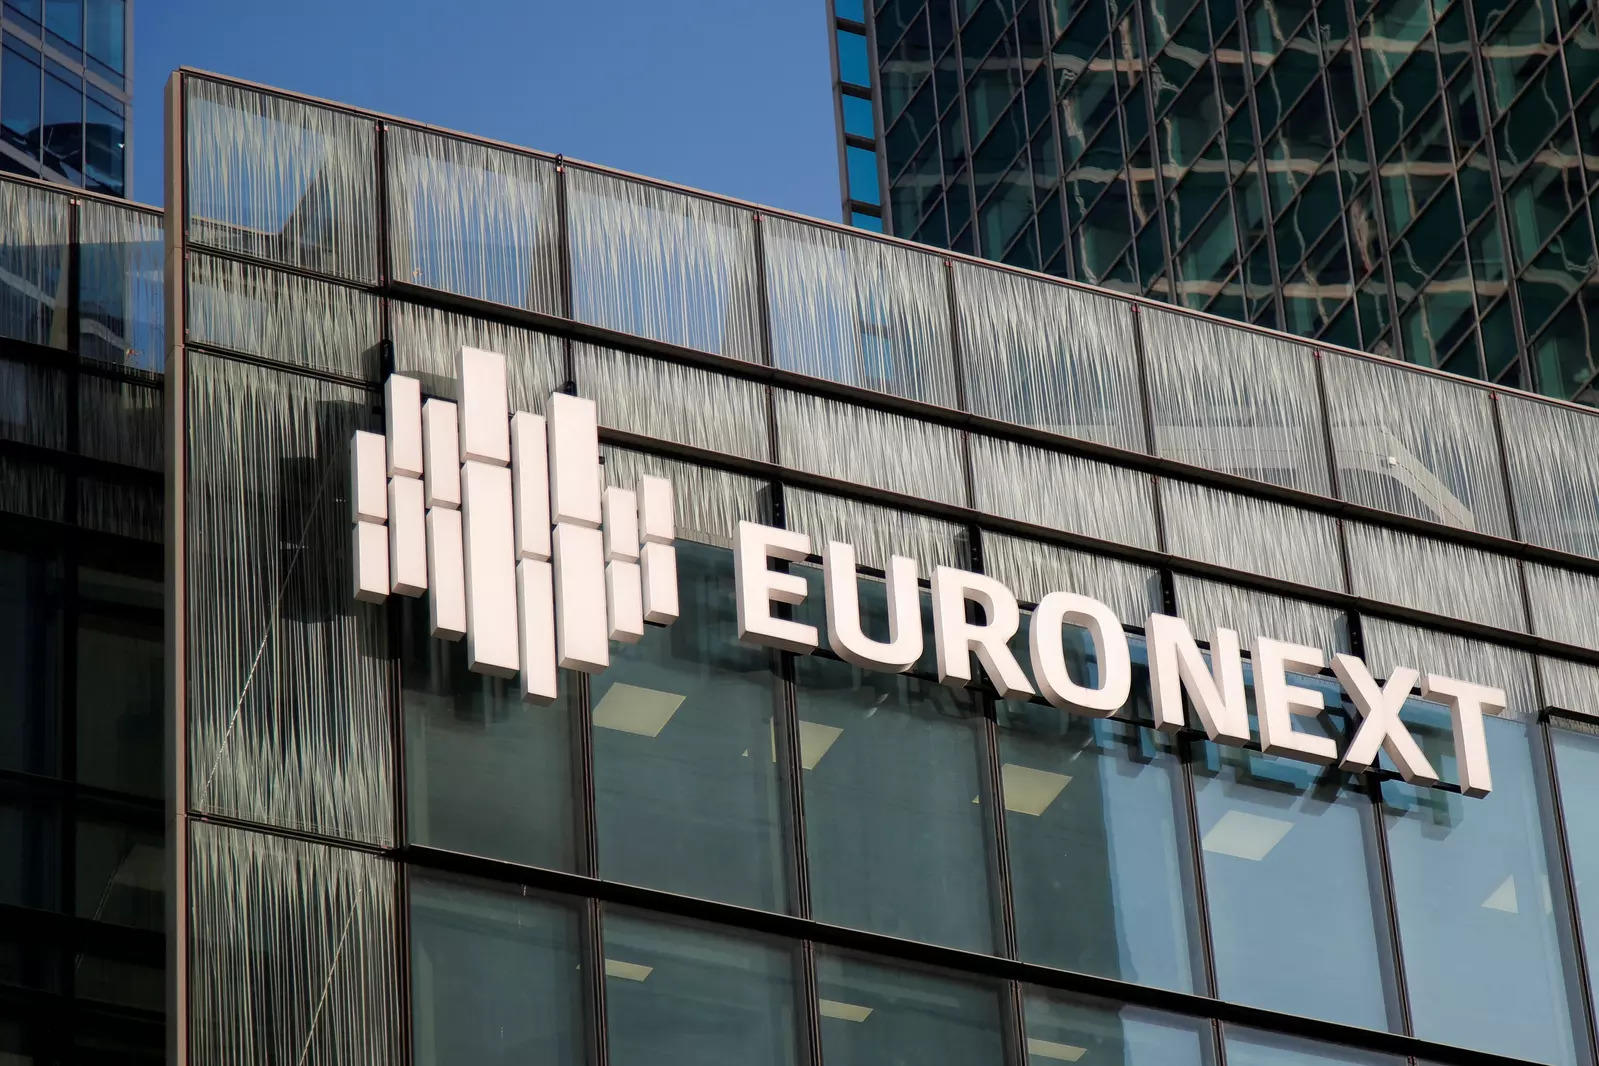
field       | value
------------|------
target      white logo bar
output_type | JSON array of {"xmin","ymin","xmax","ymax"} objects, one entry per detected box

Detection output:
[{"xmin": 350, "ymin": 347, "xmax": 680, "ymax": 703}]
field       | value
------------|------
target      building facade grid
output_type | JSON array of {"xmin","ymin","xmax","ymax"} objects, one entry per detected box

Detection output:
[
  {"xmin": 137, "ymin": 68, "xmax": 1599, "ymax": 1066},
  {"xmin": 832, "ymin": 0, "xmax": 1599, "ymax": 402}
]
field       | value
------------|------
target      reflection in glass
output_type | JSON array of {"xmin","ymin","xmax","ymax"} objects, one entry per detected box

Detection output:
[
  {"xmin": 998, "ymin": 635, "xmax": 1199, "ymax": 992},
  {"xmin": 604, "ymin": 911, "xmax": 799, "ymax": 1066},
  {"xmin": 410, "ymin": 874, "xmax": 583, "ymax": 1066},
  {"xmin": 84, "ymin": 0, "xmax": 123, "ymax": 73},
  {"xmin": 42, "ymin": 68, "xmax": 82, "ymax": 184},
  {"xmin": 1549, "ymin": 724, "xmax": 1599, "ymax": 1021},
  {"xmin": 75, "ymin": 566, "xmax": 161, "ymax": 796},
  {"xmin": 1, "ymin": 43, "xmax": 42, "ymax": 161},
  {"xmin": 84, "ymin": 96, "xmax": 123, "ymax": 196},
  {"xmin": 75, "ymin": 817, "xmax": 161, "ymax": 930},
  {"xmin": 798, "ymin": 651, "xmax": 997, "ymax": 952},
  {"xmin": 593, "ymin": 543, "xmax": 787, "ymax": 911},
  {"xmin": 1383, "ymin": 709, "xmax": 1582, "ymax": 1065},
  {"xmin": 1226, "ymin": 1026, "xmax": 1399, "ymax": 1066},
  {"xmin": 1193, "ymin": 669, "xmax": 1394, "ymax": 1030},
  {"xmin": 0, "ymin": 546, "xmax": 59, "ymax": 778},
  {"xmin": 1023, "ymin": 990, "xmax": 1212, "ymax": 1066},
  {"xmin": 402, "ymin": 597, "xmax": 576, "ymax": 872},
  {"xmin": 816, "ymin": 951, "xmax": 1005, "ymax": 1066}
]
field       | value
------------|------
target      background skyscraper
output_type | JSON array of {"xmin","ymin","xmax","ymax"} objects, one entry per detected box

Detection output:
[
  {"xmin": 0, "ymin": 0, "xmax": 130, "ymax": 197},
  {"xmin": 829, "ymin": 0, "xmax": 1599, "ymax": 401}
]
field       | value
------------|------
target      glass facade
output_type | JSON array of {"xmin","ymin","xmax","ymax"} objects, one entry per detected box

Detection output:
[
  {"xmin": 0, "ymin": 0, "xmax": 130, "ymax": 196},
  {"xmin": 0, "ymin": 174, "xmax": 162, "ymax": 1060},
  {"xmin": 14, "ymin": 67, "xmax": 1599, "ymax": 1066},
  {"xmin": 832, "ymin": 0, "xmax": 1599, "ymax": 401}
]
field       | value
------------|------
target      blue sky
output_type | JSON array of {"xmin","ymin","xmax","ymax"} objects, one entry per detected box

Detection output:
[{"xmin": 129, "ymin": 0, "xmax": 841, "ymax": 220}]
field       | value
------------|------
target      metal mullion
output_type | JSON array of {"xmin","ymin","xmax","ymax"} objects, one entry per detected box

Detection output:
[
  {"xmin": 949, "ymin": 3, "xmax": 980, "ymax": 252},
  {"xmin": 797, "ymin": 940, "xmax": 823, "ymax": 1066},
  {"xmin": 582, "ymin": 897, "xmax": 611, "ymax": 1066},
  {"xmin": 1340, "ymin": 16, "xmax": 1405, "ymax": 354},
  {"xmin": 857, "ymin": 0, "xmax": 894, "ymax": 234}
]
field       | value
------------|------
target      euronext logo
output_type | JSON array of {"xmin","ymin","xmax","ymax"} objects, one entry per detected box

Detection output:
[{"xmin": 349, "ymin": 347, "xmax": 679, "ymax": 703}]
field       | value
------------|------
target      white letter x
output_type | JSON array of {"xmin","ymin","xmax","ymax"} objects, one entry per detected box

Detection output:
[{"xmin": 1332, "ymin": 655, "xmax": 1440, "ymax": 787}]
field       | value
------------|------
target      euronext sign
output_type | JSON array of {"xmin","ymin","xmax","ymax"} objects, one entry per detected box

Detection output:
[{"xmin": 355, "ymin": 348, "xmax": 1502, "ymax": 798}]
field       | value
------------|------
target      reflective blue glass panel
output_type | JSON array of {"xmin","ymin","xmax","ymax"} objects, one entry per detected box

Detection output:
[
  {"xmin": 838, "ymin": 29, "xmax": 871, "ymax": 87},
  {"xmin": 1382, "ymin": 709, "xmax": 1582, "ymax": 1065},
  {"xmin": 847, "ymin": 145, "xmax": 881, "ymax": 204},
  {"xmin": 843, "ymin": 94, "xmax": 875, "ymax": 139}
]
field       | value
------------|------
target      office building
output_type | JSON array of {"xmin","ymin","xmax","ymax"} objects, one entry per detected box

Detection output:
[
  {"xmin": 13, "ymin": 66, "xmax": 1599, "ymax": 1066},
  {"xmin": 1, "ymin": 0, "xmax": 131, "ymax": 196},
  {"xmin": 827, "ymin": 0, "xmax": 1599, "ymax": 401}
]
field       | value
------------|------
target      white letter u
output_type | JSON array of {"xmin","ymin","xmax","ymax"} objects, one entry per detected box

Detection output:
[{"xmin": 823, "ymin": 541, "xmax": 922, "ymax": 672}]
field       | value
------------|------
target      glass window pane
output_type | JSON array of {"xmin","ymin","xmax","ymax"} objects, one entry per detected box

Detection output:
[
  {"xmin": 1023, "ymin": 991, "xmax": 1212, "ymax": 1066},
  {"xmin": 84, "ymin": 0, "xmax": 122, "ymax": 72},
  {"xmin": 402, "ymin": 596, "xmax": 576, "ymax": 872},
  {"xmin": 0, "ymin": 546, "xmax": 59, "ymax": 778},
  {"xmin": 851, "ymin": 210, "xmax": 884, "ymax": 232},
  {"xmin": 43, "ymin": 0, "xmax": 79, "ymax": 47},
  {"xmin": 798, "ymin": 653, "xmax": 997, "ymax": 952},
  {"xmin": 843, "ymin": 94, "xmax": 875, "ymax": 138},
  {"xmin": 83, "ymin": 96, "xmax": 124, "ymax": 196},
  {"xmin": 838, "ymin": 29, "xmax": 872, "ymax": 86},
  {"xmin": 410, "ymin": 874, "xmax": 583, "ymax": 1066},
  {"xmin": 1382, "ymin": 710, "xmax": 1583, "ymax": 1065},
  {"xmin": 998, "ymin": 634, "xmax": 1200, "ymax": 992},
  {"xmin": 1551, "ymin": 722, "xmax": 1599, "ymax": 1018},
  {"xmin": 2, "ymin": 43, "xmax": 42, "ymax": 162},
  {"xmin": 1194, "ymin": 680, "xmax": 1396, "ymax": 1029},
  {"xmin": 847, "ymin": 144, "xmax": 881, "ymax": 204},
  {"xmin": 75, "ymin": 565, "xmax": 160, "ymax": 796},
  {"xmin": 593, "ymin": 542, "xmax": 787, "ymax": 912},
  {"xmin": 1226, "ymin": 1027, "xmax": 1401, "ymax": 1066},
  {"xmin": 75, "ymin": 816, "xmax": 161, "ymax": 929},
  {"xmin": 604, "ymin": 911, "xmax": 799, "ymax": 1066},
  {"xmin": 41, "ymin": 67, "xmax": 81, "ymax": 183},
  {"xmin": 817, "ymin": 951, "xmax": 1005, "ymax": 1066}
]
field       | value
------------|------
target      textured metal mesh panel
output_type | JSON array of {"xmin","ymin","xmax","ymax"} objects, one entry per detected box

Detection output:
[
  {"xmin": 1140, "ymin": 310, "xmax": 1332, "ymax": 494},
  {"xmin": 190, "ymin": 822, "xmax": 401, "ymax": 1066},
  {"xmin": 79, "ymin": 477, "xmax": 161, "ymax": 541},
  {"xmin": 1161, "ymin": 480, "xmax": 1345, "ymax": 590},
  {"xmin": 970, "ymin": 435, "xmax": 1159, "ymax": 549},
  {"xmin": 575, "ymin": 343, "xmax": 769, "ymax": 459},
  {"xmin": 784, "ymin": 488, "xmax": 967, "ymax": 571},
  {"xmin": 982, "ymin": 532, "xmax": 1157, "ymax": 624},
  {"xmin": 388, "ymin": 299, "xmax": 564, "ymax": 409},
  {"xmin": 188, "ymin": 253, "xmax": 383, "ymax": 380},
  {"xmin": 1541, "ymin": 657, "xmax": 1599, "ymax": 720},
  {"xmin": 1361, "ymin": 618, "xmax": 1536, "ymax": 718},
  {"xmin": 1500, "ymin": 395, "xmax": 1599, "ymax": 559},
  {"xmin": 601, "ymin": 446, "xmax": 768, "ymax": 549},
  {"xmin": 763, "ymin": 217, "xmax": 957, "ymax": 407},
  {"xmin": 0, "ymin": 180, "xmax": 67, "ymax": 348},
  {"xmin": 1525, "ymin": 564, "xmax": 1599, "ymax": 652},
  {"xmin": 186, "ymin": 353, "xmax": 395, "ymax": 845},
  {"xmin": 1346, "ymin": 523, "xmax": 1527, "ymax": 632},
  {"xmin": 567, "ymin": 169, "xmax": 762, "ymax": 360},
  {"xmin": 1173, "ymin": 575, "xmax": 1351, "ymax": 655},
  {"xmin": 385, "ymin": 126, "xmax": 561, "ymax": 314},
  {"xmin": 1323, "ymin": 355, "xmax": 1512, "ymax": 536},
  {"xmin": 79, "ymin": 376, "xmax": 161, "ymax": 470},
  {"xmin": 185, "ymin": 78, "xmax": 378, "ymax": 284},
  {"xmin": 775, "ymin": 390, "xmax": 967, "ymax": 505},
  {"xmin": 78, "ymin": 201, "xmax": 164, "ymax": 370},
  {"xmin": 0, "ymin": 358, "xmax": 65, "ymax": 448},
  {"xmin": 953, "ymin": 264, "xmax": 1145, "ymax": 451}
]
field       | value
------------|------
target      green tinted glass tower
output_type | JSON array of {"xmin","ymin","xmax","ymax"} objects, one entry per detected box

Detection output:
[{"xmin": 829, "ymin": 0, "xmax": 1599, "ymax": 399}]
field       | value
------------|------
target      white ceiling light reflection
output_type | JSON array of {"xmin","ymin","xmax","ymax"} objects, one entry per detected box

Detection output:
[
  {"xmin": 604, "ymin": 959, "xmax": 654, "ymax": 981},
  {"xmin": 1481, "ymin": 875, "xmax": 1519, "ymax": 913},
  {"xmin": 1027, "ymin": 1037, "xmax": 1088, "ymax": 1062},
  {"xmin": 818, "ymin": 998, "xmax": 874, "ymax": 1022},
  {"xmin": 756, "ymin": 720, "xmax": 845, "ymax": 770},
  {"xmin": 1201, "ymin": 810, "xmax": 1293, "ymax": 861},
  {"xmin": 592, "ymin": 683, "xmax": 686, "ymax": 738},
  {"xmin": 972, "ymin": 764, "xmax": 1072, "ymax": 815}
]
